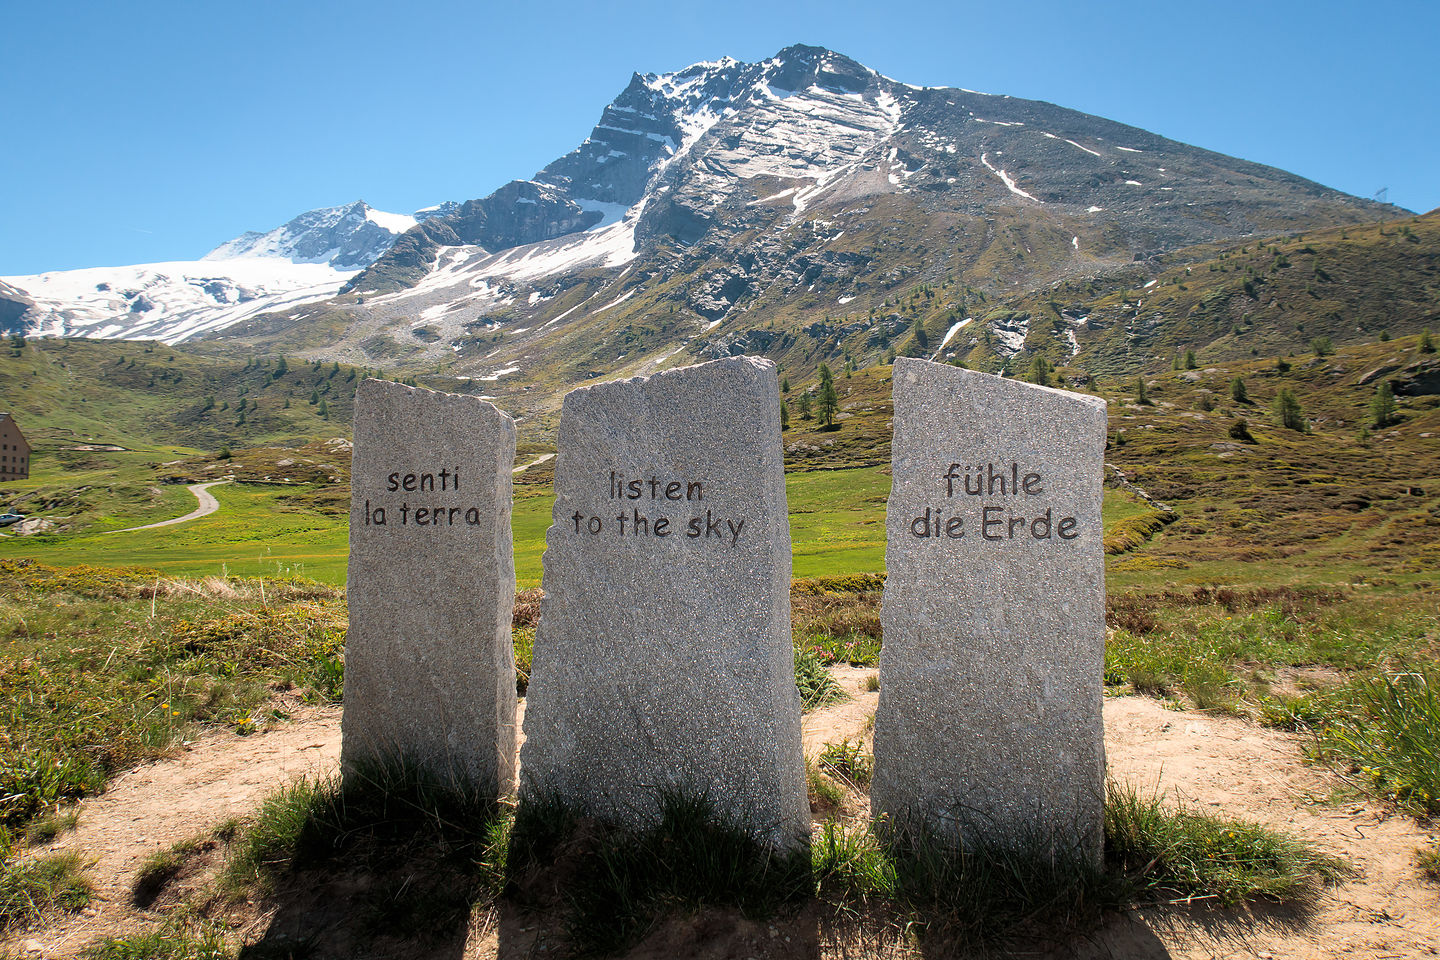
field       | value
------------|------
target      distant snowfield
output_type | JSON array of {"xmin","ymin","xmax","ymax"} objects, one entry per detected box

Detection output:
[
  {"xmin": 2, "ymin": 258, "xmax": 355, "ymax": 344},
  {"xmin": 5, "ymin": 200, "xmax": 424, "ymax": 344}
]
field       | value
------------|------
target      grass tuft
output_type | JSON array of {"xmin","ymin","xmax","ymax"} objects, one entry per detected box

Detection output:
[
  {"xmin": 1105, "ymin": 780, "xmax": 1348, "ymax": 905},
  {"xmin": 0, "ymin": 849, "xmax": 93, "ymax": 932},
  {"xmin": 24, "ymin": 807, "xmax": 80, "ymax": 846},
  {"xmin": 819, "ymin": 738, "xmax": 873, "ymax": 787},
  {"xmin": 1417, "ymin": 841, "xmax": 1440, "ymax": 882},
  {"xmin": 1314, "ymin": 668, "xmax": 1440, "ymax": 816},
  {"xmin": 806, "ymin": 758, "xmax": 846, "ymax": 812},
  {"xmin": 133, "ymin": 824, "xmax": 234, "ymax": 909},
  {"xmin": 220, "ymin": 761, "xmax": 509, "ymax": 943},
  {"xmin": 815, "ymin": 816, "xmax": 1116, "ymax": 951},
  {"xmin": 794, "ymin": 646, "xmax": 848, "ymax": 711},
  {"xmin": 812, "ymin": 782, "xmax": 1345, "ymax": 952},
  {"xmin": 82, "ymin": 916, "xmax": 230, "ymax": 959}
]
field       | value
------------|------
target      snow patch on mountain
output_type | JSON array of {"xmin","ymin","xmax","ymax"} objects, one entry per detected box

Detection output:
[
  {"xmin": 5, "ymin": 259, "xmax": 354, "ymax": 343},
  {"xmin": 6, "ymin": 200, "xmax": 426, "ymax": 343},
  {"xmin": 980, "ymin": 152, "xmax": 1041, "ymax": 202}
]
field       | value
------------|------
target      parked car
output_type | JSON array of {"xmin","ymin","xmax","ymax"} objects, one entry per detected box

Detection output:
[{"xmin": 0, "ymin": 513, "xmax": 25, "ymax": 528}]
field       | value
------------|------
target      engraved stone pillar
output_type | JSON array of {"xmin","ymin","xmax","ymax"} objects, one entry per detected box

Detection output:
[
  {"xmin": 519, "ymin": 357, "xmax": 808, "ymax": 847},
  {"xmin": 873, "ymin": 359, "xmax": 1108, "ymax": 862},
  {"xmin": 343, "ymin": 379, "xmax": 518, "ymax": 799}
]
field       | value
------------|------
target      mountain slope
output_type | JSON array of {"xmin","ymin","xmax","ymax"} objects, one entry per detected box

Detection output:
[
  {"xmin": 0, "ymin": 201, "xmax": 433, "ymax": 343},
  {"xmin": 211, "ymin": 45, "xmax": 1403, "ymax": 428}
]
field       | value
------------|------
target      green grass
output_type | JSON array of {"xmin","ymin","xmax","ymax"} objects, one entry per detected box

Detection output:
[
  {"xmin": 0, "ymin": 849, "xmax": 92, "ymax": 933},
  {"xmin": 1312, "ymin": 668, "xmax": 1440, "ymax": 816},
  {"xmin": 1104, "ymin": 781, "xmax": 1349, "ymax": 905},
  {"xmin": 818, "ymin": 738, "xmax": 873, "ymax": 787},
  {"xmin": 1103, "ymin": 585, "xmax": 1438, "ymax": 714},
  {"xmin": 0, "ymin": 482, "xmax": 353, "ymax": 584},
  {"xmin": 811, "ymin": 781, "xmax": 1343, "ymax": 952},
  {"xmin": 793, "ymin": 645, "xmax": 848, "ymax": 711},
  {"xmin": 219, "ymin": 762, "xmax": 509, "ymax": 944},
  {"xmin": 791, "ymin": 574, "xmax": 884, "ymax": 666},
  {"xmin": 0, "ymin": 562, "xmax": 344, "ymax": 828},
  {"xmin": 22, "ymin": 808, "xmax": 79, "ymax": 846},
  {"xmin": 81, "ymin": 916, "xmax": 230, "ymax": 960},
  {"xmin": 1418, "ymin": 841, "xmax": 1440, "ymax": 882},
  {"xmin": 133, "ymin": 822, "xmax": 238, "ymax": 909},
  {"xmin": 137, "ymin": 767, "xmax": 1347, "ymax": 957}
]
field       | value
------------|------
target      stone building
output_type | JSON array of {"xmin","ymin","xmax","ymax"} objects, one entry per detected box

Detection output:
[{"xmin": 0, "ymin": 413, "xmax": 31, "ymax": 481}]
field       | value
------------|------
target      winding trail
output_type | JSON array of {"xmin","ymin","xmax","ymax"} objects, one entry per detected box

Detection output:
[
  {"xmin": 107, "ymin": 480, "xmax": 231, "ymax": 534},
  {"xmin": 513, "ymin": 453, "xmax": 554, "ymax": 474}
]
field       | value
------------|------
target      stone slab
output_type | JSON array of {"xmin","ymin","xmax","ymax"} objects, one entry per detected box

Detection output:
[
  {"xmin": 872, "ymin": 359, "xmax": 1108, "ymax": 861},
  {"xmin": 342, "ymin": 379, "xmax": 518, "ymax": 798},
  {"xmin": 518, "ymin": 356, "xmax": 808, "ymax": 847}
]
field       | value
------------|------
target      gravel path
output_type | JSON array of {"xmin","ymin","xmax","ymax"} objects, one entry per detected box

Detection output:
[{"xmin": 106, "ymin": 480, "xmax": 231, "ymax": 534}]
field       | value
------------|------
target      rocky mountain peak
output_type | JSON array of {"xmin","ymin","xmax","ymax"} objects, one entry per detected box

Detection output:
[{"xmin": 203, "ymin": 200, "xmax": 420, "ymax": 271}]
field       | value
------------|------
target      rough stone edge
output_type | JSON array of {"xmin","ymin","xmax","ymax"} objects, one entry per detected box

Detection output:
[
  {"xmin": 877, "ymin": 358, "xmax": 1109, "ymax": 864},
  {"xmin": 519, "ymin": 355, "xmax": 808, "ymax": 849},
  {"xmin": 341, "ymin": 378, "xmax": 520, "ymax": 800}
]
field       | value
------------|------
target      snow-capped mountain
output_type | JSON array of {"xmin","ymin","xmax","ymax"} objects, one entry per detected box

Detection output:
[
  {"xmin": 292, "ymin": 43, "xmax": 1397, "ymax": 397},
  {"xmin": 5, "ymin": 44, "xmax": 1404, "ymax": 391},
  {"xmin": 0, "ymin": 201, "xmax": 432, "ymax": 343}
]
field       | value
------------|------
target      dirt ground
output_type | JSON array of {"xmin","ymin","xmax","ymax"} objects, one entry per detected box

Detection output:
[{"xmin": 6, "ymin": 668, "xmax": 1438, "ymax": 959}]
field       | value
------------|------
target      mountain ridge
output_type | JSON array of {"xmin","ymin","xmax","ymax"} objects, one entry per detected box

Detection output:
[{"xmin": 3, "ymin": 45, "xmax": 1410, "ymax": 386}]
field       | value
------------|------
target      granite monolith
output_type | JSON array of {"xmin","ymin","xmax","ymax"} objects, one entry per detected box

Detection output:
[
  {"xmin": 872, "ymin": 359, "xmax": 1108, "ymax": 861},
  {"xmin": 519, "ymin": 356, "xmax": 808, "ymax": 847},
  {"xmin": 342, "ymin": 379, "xmax": 518, "ymax": 798}
]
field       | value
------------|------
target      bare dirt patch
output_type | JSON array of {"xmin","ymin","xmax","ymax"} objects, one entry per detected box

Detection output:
[{"xmin": 6, "ymin": 689, "xmax": 1438, "ymax": 959}]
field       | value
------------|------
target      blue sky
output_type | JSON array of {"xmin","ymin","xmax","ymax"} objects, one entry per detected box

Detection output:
[{"xmin": 2, "ymin": 0, "xmax": 1436, "ymax": 274}]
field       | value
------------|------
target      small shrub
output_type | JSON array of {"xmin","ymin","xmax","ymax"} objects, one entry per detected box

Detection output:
[{"xmin": 1229, "ymin": 418, "xmax": 1256, "ymax": 442}]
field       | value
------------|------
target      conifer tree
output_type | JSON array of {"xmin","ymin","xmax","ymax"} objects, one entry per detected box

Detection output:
[
  {"xmin": 910, "ymin": 317, "xmax": 928, "ymax": 356},
  {"xmin": 817, "ymin": 363, "xmax": 839, "ymax": 427},
  {"xmin": 1230, "ymin": 377, "xmax": 1249, "ymax": 404},
  {"xmin": 1274, "ymin": 388, "xmax": 1307, "ymax": 432},
  {"xmin": 1371, "ymin": 381, "xmax": 1397, "ymax": 428}
]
